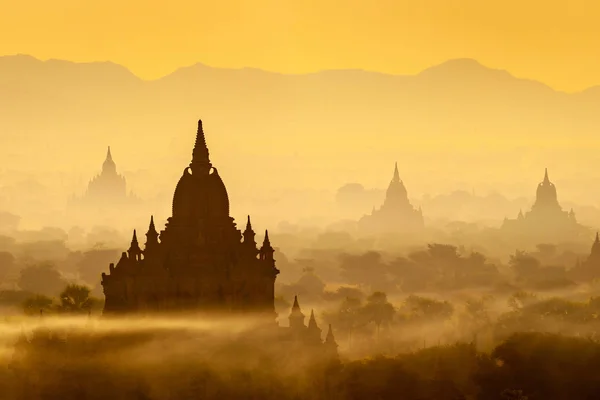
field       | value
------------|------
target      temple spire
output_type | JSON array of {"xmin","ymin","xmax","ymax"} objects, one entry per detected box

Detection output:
[
  {"xmin": 325, "ymin": 324, "xmax": 336, "ymax": 344},
  {"xmin": 102, "ymin": 146, "xmax": 117, "ymax": 174},
  {"xmin": 289, "ymin": 295, "xmax": 305, "ymax": 330},
  {"xmin": 190, "ymin": 119, "xmax": 212, "ymax": 174},
  {"xmin": 590, "ymin": 232, "xmax": 600, "ymax": 258},
  {"xmin": 308, "ymin": 309, "xmax": 318, "ymax": 328},
  {"xmin": 259, "ymin": 229, "xmax": 275, "ymax": 262},
  {"xmin": 324, "ymin": 324, "xmax": 339, "ymax": 359},
  {"xmin": 145, "ymin": 215, "xmax": 160, "ymax": 250},
  {"xmin": 393, "ymin": 162, "xmax": 400, "ymax": 182},
  {"xmin": 307, "ymin": 309, "xmax": 322, "ymax": 343},
  {"xmin": 543, "ymin": 168, "xmax": 549, "ymax": 184},
  {"xmin": 243, "ymin": 215, "xmax": 257, "ymax": 248},
  {"xmin": 128, "ymin": 229, "xmax": 142, "ymax": 261}
]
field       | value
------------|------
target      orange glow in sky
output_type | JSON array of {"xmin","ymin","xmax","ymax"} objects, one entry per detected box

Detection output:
[{"xmin": 1, "ymin": 0, "xmax": 598, "ymax": 92}]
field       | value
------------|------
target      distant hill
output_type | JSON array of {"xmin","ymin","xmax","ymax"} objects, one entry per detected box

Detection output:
[{"xmin": 1, "ymin": 54, "xmax": 600, "ymax": 203}]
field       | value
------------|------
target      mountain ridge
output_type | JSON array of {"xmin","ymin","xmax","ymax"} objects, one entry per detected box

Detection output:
[
  {"xmin": 0, "ymin": 52, "xmax": 599, "ymax": 203},
  {"xmin": 0, "ymin": 54, "xmax": 591, "ymax": 95}
]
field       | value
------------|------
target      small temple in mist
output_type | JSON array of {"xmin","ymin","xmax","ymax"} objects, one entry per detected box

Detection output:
[
  {"xmin": 358, "ymin": 163, "xmax": 424, "ymax": 234},
  {"xmin": 570, "ymin": 233, "xmax": 600, "ymax": 281},
  {"xmin": 68, "ymin": 147, "xmax": 140, "ymax": 219},
  {"xmin": 100, "ymin": 119, "xmax": 337, "ymax": 354},
  {"xmin": 501, "ymin": 169, "xmax": 588, "ymax": 241}
]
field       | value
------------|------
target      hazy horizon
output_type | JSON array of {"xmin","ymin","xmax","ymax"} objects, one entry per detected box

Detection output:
[{"xmin": 4, "ymin": 53, "xmax": 600, "ymax": 94}]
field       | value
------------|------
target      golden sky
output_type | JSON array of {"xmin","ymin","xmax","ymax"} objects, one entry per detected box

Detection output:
[{"xmin": 1, "ymin": 0, "xmax": 598, "ymax": 92}]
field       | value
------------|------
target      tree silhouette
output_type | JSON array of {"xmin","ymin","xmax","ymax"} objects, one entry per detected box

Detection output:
[
  {"xmin": 362, "ymin": 292, "xmax": 395, "ymax": 339},
  {"xmin": 58, "ymin": 284, "xmax": 96, "ymax": 314}
]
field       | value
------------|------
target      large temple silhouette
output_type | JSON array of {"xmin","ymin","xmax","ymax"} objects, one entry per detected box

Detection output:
[
  {"xmin": 501, "ymin": 168, "xmax": 587, "ymax": 241},
  {"xmin": 358, "ymin": 163, "xmax": 424, "ymax": 234},
  {"xmin": 101, "ymin": 120, "xmax": 278, "ymax": 315},
  {"xmin": 99, "ymin": 119, "xmax": 338, "ymax": 353}
]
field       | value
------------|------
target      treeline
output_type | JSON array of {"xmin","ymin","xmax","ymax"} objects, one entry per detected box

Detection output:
[{"xmin": 3, "ymin": 330, "xmax": 600, "ymax": 399}]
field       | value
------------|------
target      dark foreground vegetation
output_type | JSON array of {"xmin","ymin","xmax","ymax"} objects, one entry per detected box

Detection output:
[{"xmin": 2, "ymin": 328, "xmax": 600, "ymax": 400}]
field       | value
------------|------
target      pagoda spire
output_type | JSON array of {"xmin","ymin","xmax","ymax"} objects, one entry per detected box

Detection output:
[
  {"xmin": 307, "ymin": 309, "xmax": 322, "ymax": 343},
  {"xmin": 543, "ymin": 168, "xmax": 550, "ymax": 184},
  {"xmin": 190, "ymin": 119, "xmax": 212, "ymax": 174},
  {"xmin": 289, "ymin": 295, "xmax": 305, "ymax": 330},
  {"xmin": 308, "ymin": 309, "xmax": 319, "ymax": 330},
  {"xmin": 243, "ymin": 215, "xmax": 256, "ymax": 247},
  {"xmin": 145, "ymin": 215, "xmax": 160, "ymax": 250},
  {"xmin": 128, "ymin": 229, "xmax": 142, "ymax": 261},
  {"xmin": 393, "ymin": 162, "xmax": 400, "ymax": 182},
  {"xmin": 591, "ymin": 232, "xmax": 600, "ymax": 258},
  {"xmin": 325, "ymin": 324, "xmax": 336, "ymax": 344},
  {"xmin": 324, "ymin": 324, "xmax": 339, "ymax": 359},
  {"xmin": 102, "ymin": 145, "xmax": 117, "ymax": 174},
  {"xmin": 259, "ymin": 230, "xmax": 275, "ymax": 261}
]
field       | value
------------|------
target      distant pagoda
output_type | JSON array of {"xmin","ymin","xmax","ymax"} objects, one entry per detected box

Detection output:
[
  {"xmin": 570, "ymin": 233, "xmax": 600, "ymax": 281},
  {"xmin": 82, "ymin": 146, "xmax": 135, "ymax": 205},
  {"xmin": 358, "ymin": 162, "xmax": 424, "ymax": 234},
  {"xmin": 501, "ymin": 168, "xmax": 588, "ymax": 241},
  {"xmin": 68, "ymin": 146, "xmax": 140, "ymax": 223}
]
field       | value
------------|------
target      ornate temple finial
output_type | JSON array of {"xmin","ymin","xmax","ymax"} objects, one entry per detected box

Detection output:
[
  {"xmin": 102, "ymin": 145, "xmax": 117, "ymax": 174},
  {"xmin": 590, "ymin": 232, "xmax": 600, "ymax": 257},
  {"xmin": 325, "ymin": 324, "xmax": 336, "ymax": 344},
  {"xmin": 393, "ymin": 162, "xmax": 400, "ymax": 182},
  {"xmin": 128, "ymin": 229, "xmax": 142, "ymax": 260},
  {"xmin": 544, "ymin": 168, "xmax": 549, "ymax": 183},
  {"xmin": 190, "ymin": 119, "xmax": 212, "ymax": 173},
  {"xmin": 259, "ymin": 229, "xmax": 275, "ymax": 261},
  {"xmin": 145, "ymin": 215, "xmax": 159, "ymax": 249},
  {"xmin": 308, "ymin": 309, "xmax": 317, "ymax": 327},
  {"xmin": 289, "ymin": 295, "xmax": 305, "ymax": 329},
  {"xmin": 243, "ymin": 215, "xmax": 256, "ymax": 247}
]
